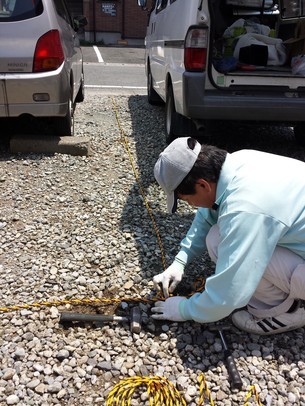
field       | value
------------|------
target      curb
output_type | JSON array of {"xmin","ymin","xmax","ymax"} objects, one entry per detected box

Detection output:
[{"xmin": 10, "ymin": 135, "xmax": 91, "ymax": 156}]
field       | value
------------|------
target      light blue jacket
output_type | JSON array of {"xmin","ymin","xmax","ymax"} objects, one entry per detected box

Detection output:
[{"xmin": 177, "ymin": 149, "xmax": 305, "ymax": 322}]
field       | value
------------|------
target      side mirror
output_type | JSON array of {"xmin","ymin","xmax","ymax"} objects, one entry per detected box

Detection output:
[
  {"xmin": 73, "ymin": 15, "xmax": 88, "ymax": 31},
  {"xmin": 137, "ymin": 0, "xmax": 147, "ymax": 7}
]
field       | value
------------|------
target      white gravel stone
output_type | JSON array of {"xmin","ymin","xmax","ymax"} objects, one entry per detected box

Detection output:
[{"xmin": 6, "ymin": 395, "xmax": 19, "ymax": 405}]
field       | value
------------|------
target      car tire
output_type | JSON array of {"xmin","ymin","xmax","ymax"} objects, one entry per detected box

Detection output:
[
  {"xmin": 75, "ymin": 71, "xmax": 85, "ymax": 103},
  {"xmin": 294, "ymin": 124, "xmax": 305, "ymax": 146},
  {"xmin": 165, "ymin": 84, "xmax": 180, "ymax": 144},
  {"xmin": 53, "ymin": 91, "xmax": 75, "ymax": 136},
  {"xmin": 165, "ymin": 84, "xmax": 196, "ymax": 144},
  {"xmin": 147, "ymin": 66, "xmax": 163, "ymax": 105}
]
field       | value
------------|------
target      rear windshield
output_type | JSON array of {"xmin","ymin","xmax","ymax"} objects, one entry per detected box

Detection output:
[{"xmin": 0, "ymin": 0, "xmax": 43, "ymax": 21}]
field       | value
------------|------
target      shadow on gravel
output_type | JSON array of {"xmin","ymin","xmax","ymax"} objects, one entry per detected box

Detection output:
[
  {"xmin": 120, "ymin": 95, "xmax": 197, "ymax": 278},
  {"xmin": 201, "ymin": 120, "xmax": 305, "ymax": 161},
  {"xmin": 122, "ymin": 94, "xmax": 305, "ymax": 282},
  {"xmin": 0, "ymin": 117, "xmax": 43, "ymax": 159},
  {"xmin": 119, "ymin": 95, "xmax": 305, "ymax": 388}
]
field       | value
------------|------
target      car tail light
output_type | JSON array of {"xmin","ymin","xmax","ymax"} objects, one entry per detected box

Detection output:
[
  {"xmin": 33, "ymin": 30, "xmax": 64, "ymax": 72},
  {"xmin": 184, "ymin": 28, "xmax": 208, "ymax": 72}
]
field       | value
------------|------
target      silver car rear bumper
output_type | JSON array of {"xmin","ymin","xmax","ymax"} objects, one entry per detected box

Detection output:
[{"xmin": 0, "ymin": 64, "xmax": 69, "ymax": 118}]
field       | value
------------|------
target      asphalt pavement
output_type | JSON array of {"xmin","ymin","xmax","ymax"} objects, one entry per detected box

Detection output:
[
  {"xmin": 83, "ymin": 46, "xmax": 147, "ymax": 95},
  {"xmin": 81, "ymin": 46, "xmax": 145, "ymax": 65}
]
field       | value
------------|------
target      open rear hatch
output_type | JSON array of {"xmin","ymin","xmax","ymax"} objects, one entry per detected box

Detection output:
[{"xmin": 209, "ymin": 0, "xmax": 305, "ymax": 89}]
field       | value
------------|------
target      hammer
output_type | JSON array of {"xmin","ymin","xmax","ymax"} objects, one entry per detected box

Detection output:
[
  {"xmin": 210, "ymin": 325, "xmax": 243, "ymax": 390},
  {"xmin": 59, "ymin": 306, "xmax": 141, "ymax": 333}
]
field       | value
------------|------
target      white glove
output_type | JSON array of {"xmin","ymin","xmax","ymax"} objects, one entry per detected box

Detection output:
[
  {"xmin": 153, "ymin": 259, "xmax": 185, "ymax": 298},
  {"xmin": 151, "ymin": 297, "xmax": 187, "ymax": 321}
]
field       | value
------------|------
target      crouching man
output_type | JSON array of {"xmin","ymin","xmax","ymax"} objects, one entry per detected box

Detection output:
[{"xmin": 151, "ymin": 137, "xmax": 305, "ymax": 335}]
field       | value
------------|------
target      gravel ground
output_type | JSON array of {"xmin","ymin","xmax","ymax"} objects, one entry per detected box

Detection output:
[{"xmin": 1, "ymin": 92, "xmax": 305, "ymax": 405}]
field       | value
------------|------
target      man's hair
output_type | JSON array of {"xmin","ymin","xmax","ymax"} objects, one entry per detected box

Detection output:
[{"xmin": 175, "ymin": 138, "xmax": 227, "ymax": 195}]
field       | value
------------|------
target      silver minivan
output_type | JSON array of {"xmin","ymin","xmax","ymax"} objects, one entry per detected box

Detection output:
[
  {"xmin": 138, "ymin": 0, "xmax": 305, "ymax": 145},
  {"xmin": 0, "ymin": 0, "xmax": 87, "ymax": 136}
]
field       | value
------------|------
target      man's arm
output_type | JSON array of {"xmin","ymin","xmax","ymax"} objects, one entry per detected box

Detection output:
[
  {"xmin": 179, "ymin": 212, "xmax": 286, "ymax": 323},
  {"xmin": 176, "ymin": 208, "xmax": 218, "ymax": 264},
  {"xmin": 153, "ymin": 208, "xmax": 217, "ymax": 298}
]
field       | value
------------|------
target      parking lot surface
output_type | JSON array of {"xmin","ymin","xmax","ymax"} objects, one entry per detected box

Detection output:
[{"xmin": 1, "ymin": 91, "xmax": 305, "ymax": 404}]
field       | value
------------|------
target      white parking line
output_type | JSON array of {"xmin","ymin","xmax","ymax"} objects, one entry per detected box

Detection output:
[
  {"xmin": 85, "ymin": 85, "xmax": 146, "ymax": 89},
  {"xmin": 93, "ymin": 46, "xmax": 104, "ymax": 63}
]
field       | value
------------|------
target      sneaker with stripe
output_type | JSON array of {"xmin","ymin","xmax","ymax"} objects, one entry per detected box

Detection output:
[{"xmin": 232, "ymin": 307, "xmax": 305, "ymax": 335}]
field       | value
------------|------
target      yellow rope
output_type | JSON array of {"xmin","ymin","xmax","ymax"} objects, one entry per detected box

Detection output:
[
  {"xmin": 111, "ymin": 96, "xmax": 167, "ymax": 272},
  {"xmin": 198, "ymin": 374, "xmax": 215, "ymax": 406},
  {"xmin": 0, "ymin": 276, "xmax": 205, "ymax": 313},
  {"xmin": 108, "ymin": 98, "xmax": 263, "ymax": 406},
  {"xmin": 244, "ymin": 385, "xmax": 263, "ymax": 406},
  {"xmin": 0, "ymin": 98, "xmax": 263, "ymax": 406},
  {"xmin": 105, "ymin": 375, "xmax": 263, "ymax": 406},
  {"xmin": 0, "ymin": 297, "xmax": 155, "ymax": 313},
  {"xmin": 105, "ymin": 376, "xmax": 187, "ymax": 406}
]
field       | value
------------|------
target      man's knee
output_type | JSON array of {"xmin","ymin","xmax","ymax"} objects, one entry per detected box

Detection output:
[
  {"xmin": 206, "ymin": 224, "xmax": 220, "ymax": 263},
  {"xmin": 290, "ymin": 264, "xmax": 305, "ymax": 300}
]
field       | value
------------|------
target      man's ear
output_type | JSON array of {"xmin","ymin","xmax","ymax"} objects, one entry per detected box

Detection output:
[{"xmin": 197, "ymin": 178, "xmax": 212, "ymax": 192}]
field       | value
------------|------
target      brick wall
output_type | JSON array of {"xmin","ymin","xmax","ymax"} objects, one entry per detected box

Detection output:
[
  {"xmin": 124, "ymin": 0, "xmax": 151, "ymax": 38},
  {"xmin": 83, "ymin": 0, "xmax": 153, "ymax": 40}
]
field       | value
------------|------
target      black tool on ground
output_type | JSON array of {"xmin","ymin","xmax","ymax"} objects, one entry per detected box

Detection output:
[
  {"xmin": 210, "ymin": 325, "xmax": 243, "ymax": 390},
  {"xmin": 60, "ymin": 306, "xmax": 141, "ymax": 333}
]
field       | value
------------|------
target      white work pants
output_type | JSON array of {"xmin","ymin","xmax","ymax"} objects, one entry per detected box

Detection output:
[{"xmin": 206, "ymin": 225, "xmax": 305, "ymax": 318}]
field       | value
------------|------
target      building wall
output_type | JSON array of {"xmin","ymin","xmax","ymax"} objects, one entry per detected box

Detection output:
[
  {"xmin": 82, "ymin": 0, "xmax": 152, "ymax": 44},
  {"xmin": 124, "ymin": 0, "xmax": 150, "ymax": 38}
]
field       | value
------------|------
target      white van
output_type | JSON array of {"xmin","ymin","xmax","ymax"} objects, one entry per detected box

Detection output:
[{"xmin": 138, "ymin": 0, "xmax": 305, "ymax": 144}]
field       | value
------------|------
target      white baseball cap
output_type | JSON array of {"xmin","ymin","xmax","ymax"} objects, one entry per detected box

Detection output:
[{"xmin": 154, "ymin": 137, "xmax": 201, "ymax": 213}]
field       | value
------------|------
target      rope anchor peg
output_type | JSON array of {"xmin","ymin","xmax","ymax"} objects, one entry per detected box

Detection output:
[{"xmin": 59, "ymin": 306, "xmax": 142, "ymax": 333}]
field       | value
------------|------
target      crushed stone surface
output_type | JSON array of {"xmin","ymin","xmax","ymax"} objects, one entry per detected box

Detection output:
[{"xmin": 0, "ymin": 91, "xmax": 305, "ymax": 405}]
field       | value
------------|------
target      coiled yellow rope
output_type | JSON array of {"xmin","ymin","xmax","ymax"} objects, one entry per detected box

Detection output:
[
  {"xmin": 105, "ymin": 375, "xmax": 262, "ymax": 406},
  {"xmin": 106, "ymin": 376, "xmax": 187, "ymax": 406}
]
